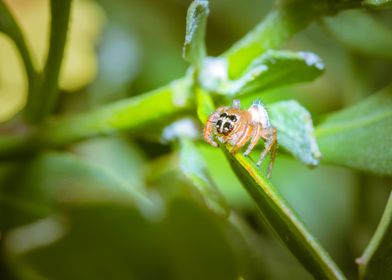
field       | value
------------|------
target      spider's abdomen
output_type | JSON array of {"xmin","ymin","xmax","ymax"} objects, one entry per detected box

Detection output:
[{"xmin": 248, "ymin": 103, "xmax": 270, "ymax": 127}]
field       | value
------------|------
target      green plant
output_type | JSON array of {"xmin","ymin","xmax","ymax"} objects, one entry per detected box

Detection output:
[{"xmin": 0, "ymin": 0, "xmax": 391, "ymax": 279}]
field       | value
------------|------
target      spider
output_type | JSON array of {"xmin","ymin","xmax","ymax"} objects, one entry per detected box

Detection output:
[{"xmin": 203, "ymin": 99, "xmax": 278, "ymax": 178}]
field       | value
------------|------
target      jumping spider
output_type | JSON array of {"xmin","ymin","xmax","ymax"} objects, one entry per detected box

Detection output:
[{"xmin": 203, "ymin": 100, "xmax": 278, "ymax": 178}]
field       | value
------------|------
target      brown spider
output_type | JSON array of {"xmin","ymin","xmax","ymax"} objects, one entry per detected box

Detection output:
[{"xmin": 203, "ymin": 99, "xmax": 278, "ymax": 178}]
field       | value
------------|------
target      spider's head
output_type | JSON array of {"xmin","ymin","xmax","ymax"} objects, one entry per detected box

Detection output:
[{"xmin": 215, "ymin": 112, "xmax": 238, "ymax": 136}]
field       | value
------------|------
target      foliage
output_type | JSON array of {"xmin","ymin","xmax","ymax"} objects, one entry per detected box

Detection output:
[
  {"xmin": 317, "ymin": 86, "xmax": 392, "ymax": 175},
  {"xmin": 0, "ymin": 0, "xmax": 391, "ymax": 279}
]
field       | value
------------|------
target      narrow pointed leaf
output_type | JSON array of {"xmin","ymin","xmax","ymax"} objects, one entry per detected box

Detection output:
[
  {"xmin": 196, "ymin": 88, "xmax": 344, "ymax": 279},
  {"xmin": 223, "ymin": 148, "xmax": 346, "ymax": 280},
  {"xmin": 0, "ymin": 78, "xmax": 192, "ymax": 158},
  {"xmin": 316, "ymin": 85, "xmax": 392, "ymax": 175},
  {"xmin": 269, "ymin": 100, "xmax": 321, "ymax": 167},
  {"xmin": 183, "ymin": 0, "xmax": 209, "ymax": 69},
  {"xmin": 196, "ymin": 87, "xmax": 215, "ymax": 124},
  {"xmin": 357, "ymin": 192, "xmax": 392, "ymax": 279}
]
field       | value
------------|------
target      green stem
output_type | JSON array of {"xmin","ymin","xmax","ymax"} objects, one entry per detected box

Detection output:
[
  {"xmin": 0, "ymin": 1, "xmax": 38, "ymax": 110},
  {"xmin": 357, "ymin": 192, "xmax": 392, "ymax": 279},
  {"xmin": 27, "ymin": 0, "xmax": 73, "ymax": 123}
]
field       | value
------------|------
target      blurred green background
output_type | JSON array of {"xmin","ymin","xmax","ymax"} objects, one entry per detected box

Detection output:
[{"xmin": 0, "ymin": 0, "xmax": 391, "ymax": 279}]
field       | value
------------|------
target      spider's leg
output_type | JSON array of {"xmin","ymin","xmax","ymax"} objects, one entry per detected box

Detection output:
[
  {"xmin": 231, "ymin": 122, "xmax": 252, "ymax": 154},
  {"xmin": 256, "ymin": 126, "xmax": 277, "ymax": 168},
  {"xmin": 203, "ymin": 107, "xmax": 225, "ymax": 147},
  {"xmin": 266, "ymin": 128, "xmax": 277, "ymax": 178},
  {"xmin": 244, "ymin": 122, "xmax": 262, "ymax": 156}
]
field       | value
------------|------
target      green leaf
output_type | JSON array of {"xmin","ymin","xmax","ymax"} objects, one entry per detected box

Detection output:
[
  {"xmin": 357, "ymin": 192, "xmax": 392, "ymax": 279},
  {"xmin": 199, "ymin": 50, "xmax": 324, "ymax": 97},
  {"xmin": 27, "ymin": 0, "xmax": 73, "ymax": 122},
  {"xmin": 5, "ymin": 199, "xmax": 239, "ymax": 280},
  {"xmin": 236, "ymin": 50, "xmax": 324, "ymax": 96},
  {"xmin": 0, "ymin": 78, "xmax": 193, "ymax": 159},
  {"xmin": 269, "ymin": 100, "xmax": 322, "ymax": 167},
  {"xmin": 0, "ymin": 152, "xmax": 155, "ymax": 231},
  {"xmin": 316, "ymin": 85, "xmax": 392, "ymax": 176},
  {"xmin": 362, "ymin": 0, "xmax": 392, "ymax": 8},
  {"xmin": 324, "ymin": 10, "xmax": 392, "ymax": 59},
  {"xmin": 223, "ymin": 0, "xmax": 347, "ymax": 78},
  {"xmin": 198, "ymin": 145, "xmax": 252, "ymax": 209},
  {"xmin": 72, "ymin": 137, "xmax": 147, "ymax": 192},
  {"xmin": 0, "ymin": 1, "xmax": 37, "ymax": 102},
  {"xmin": 223, "ymin": 149, "xmax": 346, "ymax": 280},
  {"xmin": 159, "ymin": 108, "xmax": 229, "ymax": 216},
  {"xmin": 179, "ymin": 138, "xmax": 230, "ymax": 216},
  {"xmin": 196, "ymin": 87, "xmax": 215, "ymax": 124},
  {"xmin": 183, "ymin": 0, "xmax": 209, "ymax": 69}
]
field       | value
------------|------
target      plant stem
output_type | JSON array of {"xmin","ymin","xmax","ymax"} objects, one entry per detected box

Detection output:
[
  {"xmin": 0, "ymin": 1, "xmax": 38, "ymax": 111},
  {"xmin": 27, "ymin": 0, "xmax": 73, "ymax": 123},
  {"xmin": 357, "ymin": 192, "xmax": 392, "ymax": 279}
]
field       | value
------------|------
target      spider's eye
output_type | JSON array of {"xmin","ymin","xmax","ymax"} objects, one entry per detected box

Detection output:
[
  {"xmin": 223, "ymin": 122, "xmax": 233, "ymax": 130},
  {"xmin": 219, "ymin": 112, "xmax": 228, "ymax": 118},
  {"xmin": 229, "ymin": 115, "xmax": 238, "ymax": 122},
  {"xmin": 216, "ymin": 119, "xmax": 222, "ymax": 128}
]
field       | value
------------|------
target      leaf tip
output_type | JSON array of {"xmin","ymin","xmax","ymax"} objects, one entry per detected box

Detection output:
[{"xmin": 183, "ymin": 0, "xmax": 210, "ymax": 67}]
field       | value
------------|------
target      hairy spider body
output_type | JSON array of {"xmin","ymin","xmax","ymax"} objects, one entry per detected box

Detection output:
[{"xmin": 203, "ymin": 100, "xmax": 278, "ymax": 178}]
